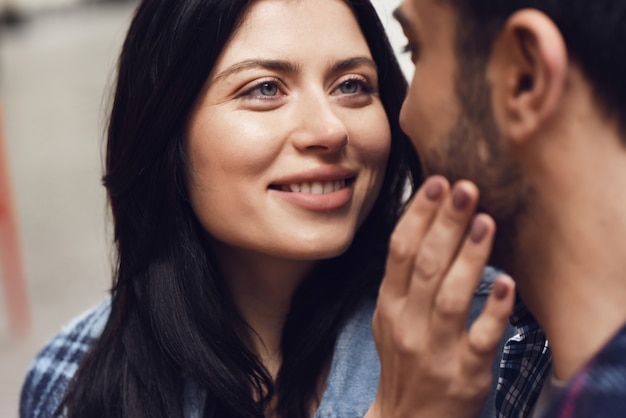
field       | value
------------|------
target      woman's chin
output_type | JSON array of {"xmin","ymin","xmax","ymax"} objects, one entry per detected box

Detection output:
[{"xmin": 270, "ymin": 239, "xmax": 354, "ymax": 262}]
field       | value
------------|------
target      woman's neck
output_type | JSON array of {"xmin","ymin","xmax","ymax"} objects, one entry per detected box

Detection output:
[{"xmin": 210, "ymin": 240, "xmax": 316, "ymax": 375}]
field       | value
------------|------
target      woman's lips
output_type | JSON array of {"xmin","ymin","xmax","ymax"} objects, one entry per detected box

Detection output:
[
  {"xmin": 269, "ymin": 178, "xmax": 354, "ymax": 211},
  {"xmin": 270, "ymin": 179, "xmax": 347, "ymax": 194}
]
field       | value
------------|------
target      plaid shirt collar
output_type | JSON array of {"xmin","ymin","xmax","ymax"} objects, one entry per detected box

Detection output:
[{"xmin": 496, "ymin": 298, "xmax": 552, "ymax": 418}]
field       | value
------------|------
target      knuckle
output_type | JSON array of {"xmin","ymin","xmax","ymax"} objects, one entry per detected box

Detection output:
[
  {"xmin": 391, "ymin": 327, "xmax": 419, "ymax": 355},
  {"xmin": 388, "ymin": 232, "xmax": 413, "ymax": 264},
  {"xmin": 373, "ymin": 304, "xmax": 392, "ymax": 328},
  {"xmin": 413, "ymin": 250, "xmax": 440, "ymax": 281},
  {"xmin": 434, "ymin": 293, "xmax": 466, "ymax": 318},
  {"xmin": 469, "ymin": 329, "xmax": 498, "ymax": 355},
  {"xmin": 469, "ymin": 316, "xmax": 503, "ymax": 354}
]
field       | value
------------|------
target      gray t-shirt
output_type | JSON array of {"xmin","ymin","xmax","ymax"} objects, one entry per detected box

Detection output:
[{"xmin": 530, "ymin": 370, "xmax": 569, "ymax": 418}]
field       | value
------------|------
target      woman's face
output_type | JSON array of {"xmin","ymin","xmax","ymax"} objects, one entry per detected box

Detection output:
[{"xmin": 187, "ymin": 0, "xmax": 391, "ymax": 261}]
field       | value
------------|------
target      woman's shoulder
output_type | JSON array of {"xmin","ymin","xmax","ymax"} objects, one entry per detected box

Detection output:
[
  {"xmin": 314, "ymin": 299, "xmax": 378, "ymax": 418},
  {"xmin": 19, "ymin": 298, "xmax": 111, "ymax": 418},
  {"xmin": 314, "ymin": 266, "xmax": 508, "ymax": 418}
]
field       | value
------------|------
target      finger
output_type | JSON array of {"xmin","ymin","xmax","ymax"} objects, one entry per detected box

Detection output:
[
  {"xmin": 405, "ymin": 181, "xmax": 479, "ymax": 318},
  {"xmin": 464, "ymin": 274, "xmax": 516, "ymax": 374},
  {"xmin": 430, "ymin": 213, "xmax": 495, "ymax": 344},
  {"xmin": 380, "ymin": 176, "xmax": 449, "ymax": 300}
]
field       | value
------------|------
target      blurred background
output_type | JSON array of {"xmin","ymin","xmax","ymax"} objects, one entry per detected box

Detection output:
[{"xmin": 0, "ymin": 0, "xmax": 408, "ymax": 415}]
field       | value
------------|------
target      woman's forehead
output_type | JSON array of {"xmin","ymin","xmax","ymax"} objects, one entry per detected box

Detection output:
[{"xmin": 215, "ymin": 0, "xmax": 371, "ymax": 68}]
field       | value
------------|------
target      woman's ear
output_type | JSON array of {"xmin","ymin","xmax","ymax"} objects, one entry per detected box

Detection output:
[{"xmin": 487, "ymin": 9, "xmax": 568, "ymax": 144}]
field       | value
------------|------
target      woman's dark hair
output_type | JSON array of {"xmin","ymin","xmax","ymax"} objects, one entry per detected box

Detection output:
[{"xmin": 60, "ymin": 0, "xmax": 422, "ymax": 417}]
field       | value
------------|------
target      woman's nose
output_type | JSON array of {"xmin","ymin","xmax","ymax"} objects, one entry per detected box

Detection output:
[{"xmin": 290, "ymin": 94, "xmax": 349, "ymax": 154}]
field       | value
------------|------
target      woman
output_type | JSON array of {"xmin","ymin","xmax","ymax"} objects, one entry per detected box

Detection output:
[{"xmin": 20, "ymin": 0, "xmax": 504, "ymax": 417}]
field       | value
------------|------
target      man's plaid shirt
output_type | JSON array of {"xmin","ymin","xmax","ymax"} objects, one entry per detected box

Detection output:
[
  {"xmin": 497, "ymin": 300, "xmax": 626, "ymax": 418},
  {"xmin": 496, "ymin": 300, "xmax": 552, "ymax": 417}
]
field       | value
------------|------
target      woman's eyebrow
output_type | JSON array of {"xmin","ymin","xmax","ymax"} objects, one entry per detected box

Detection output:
[
  {"xmin": 213, "ymin": 56, "xmax": 376, "ymax": 83},
  {"xmin": 214, "ymin": 59, "xmax": 301, "ymax": 81},
  {"xmin": 328, "ymin": 56, "xmax": 378, "ymax": 76}
]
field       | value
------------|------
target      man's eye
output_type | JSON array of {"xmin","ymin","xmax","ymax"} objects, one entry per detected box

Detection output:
[{"xmin": 402, "ymin": 43, "xmax": 420, "ymax": 62}]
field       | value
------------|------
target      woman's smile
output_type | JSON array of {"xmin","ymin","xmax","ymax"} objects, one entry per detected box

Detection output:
[
  {"xmin": 186, "ymin": 0, "xmax": 391, "ymax": 260},
  {"xmin": 270, "ymin": 180, "xmax": 348, "ymax": 194},
  {"xmin": 268, "ymin": 165, "xmax": 357, "ymax": 211},
  {"xmin": 269, "ymin": 181, "xmax": 355, "ymax": 212}
]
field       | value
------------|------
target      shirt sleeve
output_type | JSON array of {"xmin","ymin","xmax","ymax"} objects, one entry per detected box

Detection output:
[{"xmin": 19, "ymin": 299, "xmax": 111, "ymax": 418}]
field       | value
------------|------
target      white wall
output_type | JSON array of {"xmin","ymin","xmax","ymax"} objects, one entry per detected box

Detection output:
[
  {"xmin": 1, "ymin": 0, "xmax": 83, "ymax": 14},
  {"xmin": 371, "ymin": 0, "xmax": 414, "ymax": 79},
  {"xmin": 2, "ymin": 0, "xmax": 410, "ymax": 70}
]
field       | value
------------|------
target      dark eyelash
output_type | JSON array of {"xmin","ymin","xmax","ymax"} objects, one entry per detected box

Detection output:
[
  {"xmin": 401, "ymin": 42, "xmax": 420, "ymax": 61},
  {"xmin": 343, "ymin": 76, "xmax": 376, "ymax": 94},
  {"xmin": 239, "ymin": 78, "xmax": 283, "ymax": 98}
]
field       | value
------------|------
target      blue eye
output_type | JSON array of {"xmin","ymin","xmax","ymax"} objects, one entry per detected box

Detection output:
[
  {"xmin": 241, "ymin": 80, "xmax": 282, "ymax": 99},
  {"xmin": 340, "ymin": 80, "xmax": 360, "ymax": 94},
  {"xmin": 336, "ymin": 78, "xmax": 373, "ymax": 96},
  {"xmin": 257, "ymin": 82, "xmax": 278, "ymax": 96}
]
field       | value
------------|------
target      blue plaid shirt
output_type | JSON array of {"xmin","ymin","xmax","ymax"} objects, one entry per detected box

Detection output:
[
  {"xmin": 19, "ymin": 299, "xmax": 112, "ymax": 418},
  {"xmin": 17, "ymin": 298, "xmax": 390, "ymax": 418},
  {"xmin": 497, "ymin": 299, "xmax": 626, "ymax": 418},
  {"xmin": 496, "ymin": 300, "xmax": 552, "ymax": 417}
]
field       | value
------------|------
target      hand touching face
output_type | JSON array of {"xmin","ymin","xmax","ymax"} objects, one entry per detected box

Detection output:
[{"xmin": 368, "ymin": 176, "xmax": 515, "ymax": 418}]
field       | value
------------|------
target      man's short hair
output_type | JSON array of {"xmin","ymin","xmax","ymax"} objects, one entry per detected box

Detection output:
[{"xmin": 447, "ymin": 0, "xmax": 626, "ymax": 139}]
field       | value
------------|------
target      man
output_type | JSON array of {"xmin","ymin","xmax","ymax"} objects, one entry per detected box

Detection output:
[{"xmin": 368, "ymin": 0, "xmax": 626, "ymax": 417}]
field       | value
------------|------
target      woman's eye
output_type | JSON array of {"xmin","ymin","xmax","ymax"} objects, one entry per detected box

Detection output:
[
  {"xmin": 340, "ymin": 80, "xmax": 360, "ymax": 94},
  {"xmin": 334, "ymin": 78, "xmax": 373, "ymax": 96},
  {"xmin": 257, "ymin": 82, "xmax": 279, "ymax": 96},
  {"xmin": 249, "ymin": 82, "xmax": 279, "ymax": 97},
  {"xmin": 241, "ymin": 80, "xmax": 283, "ymax": 99}
]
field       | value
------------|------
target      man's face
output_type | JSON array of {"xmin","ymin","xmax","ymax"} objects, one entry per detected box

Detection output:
[{"xmin": 395, "ymin": 0, "xmax": 531, "ymax": 271}]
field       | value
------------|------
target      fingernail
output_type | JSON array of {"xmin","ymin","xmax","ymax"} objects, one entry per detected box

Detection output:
[
  {"xmin": 493, "ymin": 279, "xmax": 509, "ymax": 300},
  {"xmin": 452, "ymin": 187, "xmax": 470, "ymax": 210},
  {"xmin": 470, "ymin": 216, "xmax": 488, "ymax": 243},
  {"xmin": 425, "ymin": 178, "xmax": 444, "ymax": 201}
]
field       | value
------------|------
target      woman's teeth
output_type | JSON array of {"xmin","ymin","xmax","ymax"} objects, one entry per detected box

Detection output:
[{"xmin": 283, "ymin": 180, "xmax": 346, "ymax": 194}]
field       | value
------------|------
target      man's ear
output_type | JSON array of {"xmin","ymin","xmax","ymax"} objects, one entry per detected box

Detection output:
[{"xmin": 487, "ymin": 9, "xmax": 568, "ymax": 144}]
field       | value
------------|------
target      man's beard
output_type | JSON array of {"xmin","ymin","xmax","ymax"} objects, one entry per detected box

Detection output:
[{"xmin": 422, "ymin": 73, "xmax": 534, "ymax": 275}]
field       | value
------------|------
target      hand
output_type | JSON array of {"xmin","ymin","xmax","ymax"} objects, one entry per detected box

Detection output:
[{"xmin": 366, "ymin": 176, "xmax": 515, "ymax": 418}]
